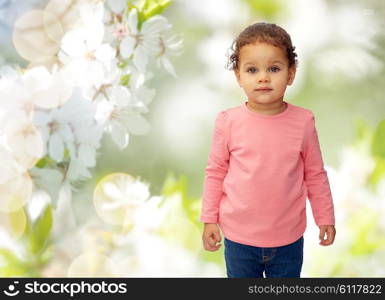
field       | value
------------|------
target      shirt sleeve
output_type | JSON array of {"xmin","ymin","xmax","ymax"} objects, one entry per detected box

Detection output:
[
  {"xmin": 302, "ymin": 113, "xmax": 335, "ymax": 226},
  {"xmin": 200, "ymin": 111, "xmax": 230, "ymax": 224}
]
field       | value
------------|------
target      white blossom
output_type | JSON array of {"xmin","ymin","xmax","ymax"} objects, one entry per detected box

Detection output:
[
  {"xmin": 33, "ymin": 89, "xmax": 103, "ymax": 182},
  {"xmin": 22, "ymin": 65, "xmax": 74, "ymax": 109},
  {"xmin": 119, "ymin": 8, "xmax": 175, "ymax": 73},
  {"xmin": 155, "ymin": 29, "xmax": 183, "ymax": 77},
  {"xmin": 2, "ymin": 118, "xmax": 44, "ymax": 170},
  {"xmin": 0, "ymin": 147, "xmax": 24, "ymax": 185},
  {"xmin": 127, "ymin": 65, "xmax": 156, "ymax": 108},
  {"xmin": 106, "ymin": 0, "xmax": 127, "ymax": 15},
  {"xmin": 93, "ymin": 173, "xmax": 151, "ymax": 226},
  {"xmin": 91, "ymin": 64, "xmax": 151, "ymax": 149},
  {"xmin": 0, "ymin": 73, "xmax": 35, "ymax": 120},
  {"xmin": 58, "ymin": 20, "xmax": 116, "ymax": 89}
]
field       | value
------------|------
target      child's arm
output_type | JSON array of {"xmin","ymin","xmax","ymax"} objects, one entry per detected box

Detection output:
[
  {"xmin": 302, "ymin": 113, "xmax": 336, "ymax": 240},
  {"xmin": 200, "ymin": 111, "xmax": 230, "ymax": 224}
]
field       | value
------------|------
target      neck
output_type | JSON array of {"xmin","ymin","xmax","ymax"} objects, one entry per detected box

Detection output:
[{"xmin": 246, "ymin": 100, "xmax": 287, "ymax": 115}]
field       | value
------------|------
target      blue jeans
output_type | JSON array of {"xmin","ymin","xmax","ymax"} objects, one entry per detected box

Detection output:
[{"xmin": 224, "ymin": 236, "xmax": 304, "ymax": 278}]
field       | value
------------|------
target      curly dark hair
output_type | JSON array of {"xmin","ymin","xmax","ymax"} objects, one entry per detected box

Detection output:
[{"xmin": 226, "ymin": 22, "xmax": 298, "ymax": 71}]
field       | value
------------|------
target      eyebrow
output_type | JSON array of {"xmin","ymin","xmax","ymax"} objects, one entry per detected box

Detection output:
[{"xmin": 244, "ymin": 61, "xmax": 285, "ymax": 66}]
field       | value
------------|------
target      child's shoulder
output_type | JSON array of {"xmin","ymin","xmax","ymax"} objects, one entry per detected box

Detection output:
[
  {"xmin": 218, "ymin": 104, "xmax": 243, "ymax": 118},
  {"xmin": 288, "ymin": 102, "xmax": 314, "ymax": 119}
]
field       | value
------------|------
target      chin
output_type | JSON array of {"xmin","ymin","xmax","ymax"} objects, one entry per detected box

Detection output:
[{"xmin": 249, "ymin": 99, "xmax": 274, "ymax": 104}]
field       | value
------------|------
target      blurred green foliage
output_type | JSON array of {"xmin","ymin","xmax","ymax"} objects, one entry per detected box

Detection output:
[
  {"xmin": 319, "ymin": 208, "xmax": 385, "ymax": 277},
  {"xmin": 0, "ymin": 205, "xmax": 53, "ymax": 277},
  {"xmin": 370, "ymin": 120, "xmax": 385, "ymax": 186},
  {"xmin": 160, "ymin": 173, "xmax": 224, "ymax": 265},
  {"xmin": 240, "ymin": 0, "xmax": 287, "ymax": 19},
  {"xmin": 133, "ymin": 0, "xmax": 172, "ymax": 28}
]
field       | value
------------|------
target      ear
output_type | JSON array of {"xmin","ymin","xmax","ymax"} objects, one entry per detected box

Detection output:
[
  {"xmin": 287, "ymin": 66, "xmax": 296, "ymax": 86},
  {"xmin": 234, "ymin": 69, "xmax": 242, "ymax": 87}
]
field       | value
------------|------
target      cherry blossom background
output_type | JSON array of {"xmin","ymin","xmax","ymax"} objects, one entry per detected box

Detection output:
[
  {"xmin": 0, "ymin": 0, "xmax": 212, "ymax": 277},
  {"xmin": 0, "ymin": 0, "xmax": 385, "ymax": 277}
]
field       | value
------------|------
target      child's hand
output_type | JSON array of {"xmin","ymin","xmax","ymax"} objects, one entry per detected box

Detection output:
[
  {"xmin": 319, "ymin": 225, "xmax": 336, "ymax": 246},
  {"xmin": 202, "ymin": 223, "xmax": 222, "ymax": 251}
]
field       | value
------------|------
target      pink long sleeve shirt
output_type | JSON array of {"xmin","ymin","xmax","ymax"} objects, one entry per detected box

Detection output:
[{"xmin": 200, "ymin": 101, "xmax": 335, "ymax": 247}]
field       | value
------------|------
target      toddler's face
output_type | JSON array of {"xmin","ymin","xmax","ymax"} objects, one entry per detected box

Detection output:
[{"xmin": 235, "ymin": 42, "xmax": 296, "ymax": 106}]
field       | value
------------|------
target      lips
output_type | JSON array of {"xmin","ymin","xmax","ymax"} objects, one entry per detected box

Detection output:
[{"xmin": 255, "ymin": 87, "xmax": 272, "ymax": 91}]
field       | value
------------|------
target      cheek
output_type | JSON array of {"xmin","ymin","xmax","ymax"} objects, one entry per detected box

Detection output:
[{"xmin": 276, "ymin": 75, "xmax": 290, "ymax": 86}]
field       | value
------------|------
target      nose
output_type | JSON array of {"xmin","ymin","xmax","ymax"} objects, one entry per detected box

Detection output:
[{"xmin": 257, "ymin": 71, "xmax": 269, "ymax": 83}]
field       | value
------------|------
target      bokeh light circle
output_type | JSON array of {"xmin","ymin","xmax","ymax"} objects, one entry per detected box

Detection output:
[
  {"xmin": 93, "ymin": 173, "xmax": 149, "ymax": 226},
  {"xmin": 12, "ymin": 10, "xmax": 61, "ymax": 64},
  {"xmin": 0, "ymin": 172, "xmax": 33, "ymax": 213}
]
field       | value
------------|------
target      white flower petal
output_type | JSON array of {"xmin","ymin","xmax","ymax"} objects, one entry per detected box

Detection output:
[
  {"xmin": 95, "ymin": 100, "xmax": 114, "ymax": 124},
  {"xmin": 142, "ymin": 39, "xmax": 161, "ymax": 57},
  {"xmin": 110, "ymin": 121, "xmax": 129, "ymax": 149},
  {"xmin": 159, "ymin": 56, "xmax": 177, "ymax": 78},
  {"xmin": 120, "ymin": 36, "xmax": 136, "ymax": 58},
  {"xmin": 60, "ymin": 29, "xmax": 87, "ymax": 58},
  {"xmin": 128, "ymin": 8, "xmax": 138, "ymax": 35},
  {"xmin": 82, "ymin": 85, "xmax": 97, "ymax": 101},
  {"xmin": 82, "ymin": 62, "xmax": 105, "ymax": 88},
  {"xmin": 133, "ymin": 48, "xmax": 148, "ymax": 73},
  {"xmin": 124, "ymin": 180, "xmax": 150, "ymax": 202},
  {"xmin": 33, "ymin": 110, "xmax": 52, "ymax": 127},
  {"xmin": 49, "ymin": 133, "xmax": 64, "ymax": 162},
  {"xmin": 125, "ymin": 114, "xmax": 150, "ymax": 135},
  {"xmin": 129, "ymin": 71, "xmax": 145, "ymax": 89},
  {"xmin": 141, "ymin": 15, "xmax": 171, "ymax": 35},
  {"xmin": 84, "ymin": 23, "xmax": 105, "ymax": 51},
  {"xmin": 166, "ymin": 35, "xmax": 184, "ymax": 52},
  {"xmin": 0, "ymin": 148, "xmax": 23, "ymax": 184},
  {"xmin": 67, "ymin": 158, "xmax": 91, "ymax": 181},
  {"xmin": 78, "ymin": 144, "xmax": 96, "ymax": 167},
  {"xmin": 102, "ymin": 182, "xmax": 125, "ymax": 201},
  {"xmin": 135, "ymin": 86, "xmax": 155, "ymax": 106},
  {"xmin": 58, "ymin": 123, "xmax": 74, "ymax": 142},
  {"xmin": 76, "ymin": 122, "xmax": 103, "ymax": 147},
  {"xmin": 37, "ymin": 127, "xmax": 49, "ymax": 152},
  {"xmin": 80, "ymin": 2, "xmax": 104, "ymax": 25},
  {"xmin": 66, "ymin": 141, "xmax": 77, "ymax": 160},
  {"xmin": 100, "ymin": 201, "xmax": 123, "ymax": 211},
  {"xmin": 33, "ymin": 75, "xmax": 73, "ymax": 109},
  {"xmin": 95, "ymin": 44, "xmax": 116, "ymax": 62},
  {"xmin": 107, "ymin": 0, "xmax": 126, "ymax": 14},
  {"xmin": 110, "ymin": 86, "xmax": 131, "ymax": 107},
  {"xmin": 6, "ymin": 121, "xmax": 44, "ymax": 169},
  {"xmin": 22, "ymin": 66, "xmax": 52, "ymax": 92}
]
